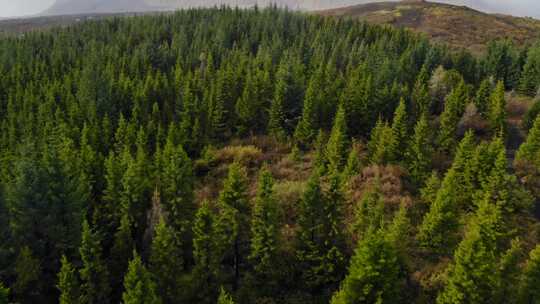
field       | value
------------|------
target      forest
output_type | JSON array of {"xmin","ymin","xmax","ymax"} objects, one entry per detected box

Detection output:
[{"xmin": 0, "ymin": 6, "xmax": 540, "ymax": 304}]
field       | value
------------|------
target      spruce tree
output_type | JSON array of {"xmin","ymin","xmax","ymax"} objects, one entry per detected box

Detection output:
[
  {"xmin": 217, "ymin": 287, "xmax": 235, "ymax": 304},
  {"xmin": 489, "ymin": 81, "xmax": 507, "ymax": 136},
  {"xmin": 122, "ymin": 252, "xmax": 161, "ymax": 304},
  {"xmin": 391, "ymin": 98, "xmax": 409, "ymax": 158},
  {"xmin": 516, "ymin": 114, "xmax": 540, "ymax": 165},
  {"xmin": 0, "ymin": 282, "xmax": 8, "ymax": 304},
  {"xmin": 417, "ymin": 132, "xmax": 475, "ymax": 252},
  {"xmin": 436, "ymin": 198, "xmax": 502, "ymax": 304},
  {"xmin": 294, "ymin": 72, "xmax": 320, "ymax": 148},
  {"xmin": 326, "ymin": 105, "xmax": 349, "ymax": 172},
  {"xmin": 474, "ymin": 79, "xmax": 492, "ymax": 117},
  {"xmin": 249, "ymin": 167, "xmax": 279, "ymax": 279},
  {"xmin": 437, "ymin": 80, "xmax": 468, "ymax": 153},
  {"xmin": 412, "ymin": 65, "xmax": 432, "ymax": 118},
  {"xmin": 158, "ymin": 136, "xmax": 195, "ymax": 264},
  {"xmin": 109, "ymin": 213, "xmax": 134, "ymax": 301},
  {"xmin": 57, "ymin": 255, "xmax": 79, "ymax": 304},
  {"xmin": 519, "ymin": 244, "xmax": 540, "ymax": 304},
  {"xmin": 496, "ymin": 239, "xmax": 523, "ymax": 304},
  {"xmin": 150, "ymin": 218, "xmax": 183, "ymax": 303},
  {"xmin": 406, "ymin": 115, "xmax": 433, "ymax": 186},
  {"xmin": 331, "ymin": 229, "xmax": 405, "ymax": 304},
  {"xmin": 79, "ymin": 220, "xmax": 110, "ymax": 304},
  {"xmin": 218, "ymin": 163, "xmax": 250, "ymax": 290}
]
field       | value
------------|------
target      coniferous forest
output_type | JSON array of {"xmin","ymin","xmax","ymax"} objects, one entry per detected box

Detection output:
[{"xmin": 1, "ymin": 6, "xmax": 540, "ymax": 304}]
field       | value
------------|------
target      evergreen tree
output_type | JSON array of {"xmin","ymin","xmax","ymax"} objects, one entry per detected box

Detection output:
[
  {"xmin": 437, "ymin": 198, "xmax": 502, "ymax": 304},
  {"xmin": 437, "ymin": 80, "xmax": 468, "ymax": 153},
  {"xmin": 488, "ymin": 81, "xmax": 507, "ymax": 136},
  {"xmin": 294, "ymin": 72, "xmax": 320, "ymax": 148},
  {"xmin": 192, "ymin": 201, "xmax": 220, "ymax": 303},
  {"xmin": 519, "ymin": 244, "xmax": 540, "ymax": 304},
  {"xmin": 391, "ymin": 98, "xmax": 409, "ymax": 158},
  {"xmin": 326, "ymin": 105, "xmax": 349, "ymax": 172},
  {"xmin": 57, "ymin": 255, "xmax": 79, "ymax": 304},
  {"xmin": 496, "ymin": 239, "xmax": 523, "ymax": 304},
  {"xmin": 412, "ymin": 65, "xmax": 432, "ymax": 118},
  {"xmin": 158, "ymin": 136, "xmax": 195, "ymax": 264},
  {"xmin": 331, "ymin": 229, "xmax": 405, "ymax": 304},
  {"xmin": 122, "ymin": 252, "xmax": 161, "ymax": 304},
  {"xmin": 218, "ymin": 163, "xmax": 250, "ymax": 290},
  {"xmin": 518, "ymin": 43, "xmax": 540, "ymax": 96},
  {"xmin": 368, "ymin": 120, "xmax": 396, "ymax": 165},
  {"xmin": 0, "ymin": 282, "xmax": 8, "ymax": 304},
  {"xmin": 150, "ymin": 218, "xmax": 183, "ymax": 303},
  {"xmin": 516, "ymin": 115, "xmax": 540, "ymax": 165},
  {"xmin": 217, "ymin": 287, "xmax": 235, "ymax": 304},
  {"xmin": 109, "ymin": 214, "xmax": 134, "ymax": 301},
  {"xmin": 406, "ymin": 115, "xmax": 433, "ymax": 186},
  {"xmin": 418, "ymin": 132, "xmax": 475, "ymax": 252},
  {"xmin": 474, "ymin": 78, "xmax": 492, "ymax": 117},
  {"xmin": 79, "ymin": 220, "xmax": 110, "ymax": 304},
  {"xmin": 249, "ymin": 167, "xmax": 279, "ymax": 279}
]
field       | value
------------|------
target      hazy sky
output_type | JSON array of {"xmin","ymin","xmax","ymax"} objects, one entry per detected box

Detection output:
[
  {"xmin": 0, "ymin": 0, "xmax": 55, "ymax": 17},
  {"xmin": 1, "ymin": 0, "xmax": 540, "ymax": 18}
]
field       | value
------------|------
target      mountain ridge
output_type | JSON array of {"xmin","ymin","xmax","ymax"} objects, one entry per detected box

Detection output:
[{"xmin": 318, "ymin": 1, "xmax": 540, "ymax": 53}]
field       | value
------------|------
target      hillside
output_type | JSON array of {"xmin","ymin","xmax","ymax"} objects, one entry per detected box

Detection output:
[{"xmin": 319, "ymin": 0, "xmax": 540, "ymax": 53}]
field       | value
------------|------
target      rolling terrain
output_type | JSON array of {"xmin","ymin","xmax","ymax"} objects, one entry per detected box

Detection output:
[{"xmin": 319, "ymin": 0, "xmax": 540, "ymax": 53}]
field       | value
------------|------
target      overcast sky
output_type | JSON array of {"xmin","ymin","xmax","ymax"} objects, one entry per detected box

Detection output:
[{"xmin": 1, "ymin": 0, "xmax": 539, "ymax": 18}]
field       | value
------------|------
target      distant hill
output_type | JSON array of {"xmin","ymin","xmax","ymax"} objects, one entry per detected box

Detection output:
[
  {"xmin": 318, "ymin": 0, "xmax": 540, "ymax": 53},
  {"xmin": 41, "ymin": 0, "xmax": 369, "ymax": 15}
]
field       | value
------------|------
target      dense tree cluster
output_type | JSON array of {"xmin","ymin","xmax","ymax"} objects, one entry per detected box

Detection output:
[{"xmin": 0, "ymin": 6, "xmax": 539, "ymax": 304}]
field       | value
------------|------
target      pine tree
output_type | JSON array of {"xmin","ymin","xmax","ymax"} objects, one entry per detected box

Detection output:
[
  {"xmin": 217, "ymin": 287, "xmax": 235, "ymax": 304},
  {"xmin": 412, "ymin": 65, "xmax": 432, "ymax": 118},
  {"xmin": 13, "ymin": 246, "xmax": 41, "ymax": 299},
  {"xmin": 122, "ymin": 252, "xmax": 161, "ymax": 304},
  {"xmin": 158, "ymin": 136, "xmax": 195, "ymax": 263},
  {"xmin": 351, "ymin": 184, "xmax": 385, "ymax": 239},
  {"xmin": 57, "ymin": 255, "xmax": 79, "ymax": 304},
  {"xmin": 331, "ymin": 229, "xmax": 405, "ymax": 304},
  {"xmin": 150, "ymin": 218, "xmax": 183, "ymax": 303},
  {"xmin": 192, "ymin": 201, "xmax": 220, "ymax": 303},
  {"xmin": 342, "ymin": 146, "xmax": 362, "ymax": 179},
  {"xmin": 218, "ymin": 162, "xmax": 250, "ymax": 290},
  {"xmin": 406, "ymin": 115, "xmax": 433, "ymax": 186},
  {"xmin": 519, "ymin": 244, "xmax": 540, "ymax": 304},
  {"xmin": 516, "ymin": 114, "xmax": 540, "ymax": 165},
  {"xmin": 474, "ymin": 79, "xmax": 492, "ymax": 117},
  {"xmin": 417, "ymin": 132, "xmax": 475, "ymax": 252},
  {"xmin": 391, "ymin": 98, "xmax": 409, "ymax": 158},
  {"xmin": 496, "ymin": 238, "xmax": 523, "ymax": 304},
  {"xmin": 109, "ymin": 213, "xmax": 134, "ymax": 301},
  {"xmin": 79, "ymin": 220, "xmax": 110, "ymax": 304},
  {"xmin": 326, "ymin": 105, "xmax": 349, "ymax": 172},
  {"xmin": 518, "ymin": 43, "xmax": 540, "ymax": 96},
  {"xmin": 368, "ymin": 120, "xmax": 396, "ymax": 165},
  {"xmin": 0, "ymin": 282, "xmax": 8, "ymax": 304},
  {"xmin": 437, "ymin": 80, "xmax": 468, "ymax": 153},
  {"xmin": 489, "ymin": 81, "xmax": 507, "ymax": 136},
  {"xmin": 385, "ymin": 202, "xmax": 411, "ymax": 258},
  {"xmin": 249, "ymin": 167, "xmax": 279, "ymax": 278},
  {"xmin": 297, "ymin": 171, "xmax": 345, "ymax": 290},
  {"xmin": 436, "ymin": 198, "xmax": 502, "ymax": 304},
  {"xmin": 294, "ymin": 72, "xmax": 320, "ymax": 148}
]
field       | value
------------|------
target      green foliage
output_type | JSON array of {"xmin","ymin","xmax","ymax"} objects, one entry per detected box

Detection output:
[
  {"xmin": 57, "ymin": 255, "xmax": 79, "ymax": 304},
  {"xmin": 519, "ymin": 244, "xmax": 540, "ymax": 304},
  {"xmin": 13, "ymin": 246, "xmax": 41, "ymax": 298},
  {"xmin": 519, "ymin": 42, "xmax": 540, "ymax": 96},
  {"xmin": 516, "ymin": 114, "xmax": 540, "ymax": 166},
  {"xmin": 474, "ymin": 78, "xmax": 492, "ymax": 117},
  {"xmin": 79, "ymin": 220, "xmax": 110, "ymax": 304},
  {"xmin": 522, "ymin": 99, "xmax": 540, "ymax": 131},
  {"xmin": 326, "ymin": 105, "xmax": 349, "ymax": 173},
  {"xmin": 331, "ymin": 229, "xmax": 405, "ymax": 304},
  {"xmin": 488, "ymin": 81, "xmax": 507, "ymax": 136},
  {"xmin": 249, "ymin": 167, "xmax": 279, "ymax": 278},
  {"xmin": 150, "ymin": 218, "xmax": 183, "ymax": 303},
  {"xmin": 407, "ymin": 115, "xmax": 433, "ymax": 185},
  {"xmin": 122, "ymin": 252, "xmax": 161, "ymax": 304},
  {"xmin": 437, "ymin": 198, "xmax": 502, "ymax": 304},
  {"xmin": 218, "ymin": 287, "xmax": 235, "ymax": 304},
  {"xmin": 438, "ymin": 80, "xmax": 469, "ymax": 153},
  {"xmin": 0, "ymin": 282, "xmax": 8, "ymax": 304}
]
